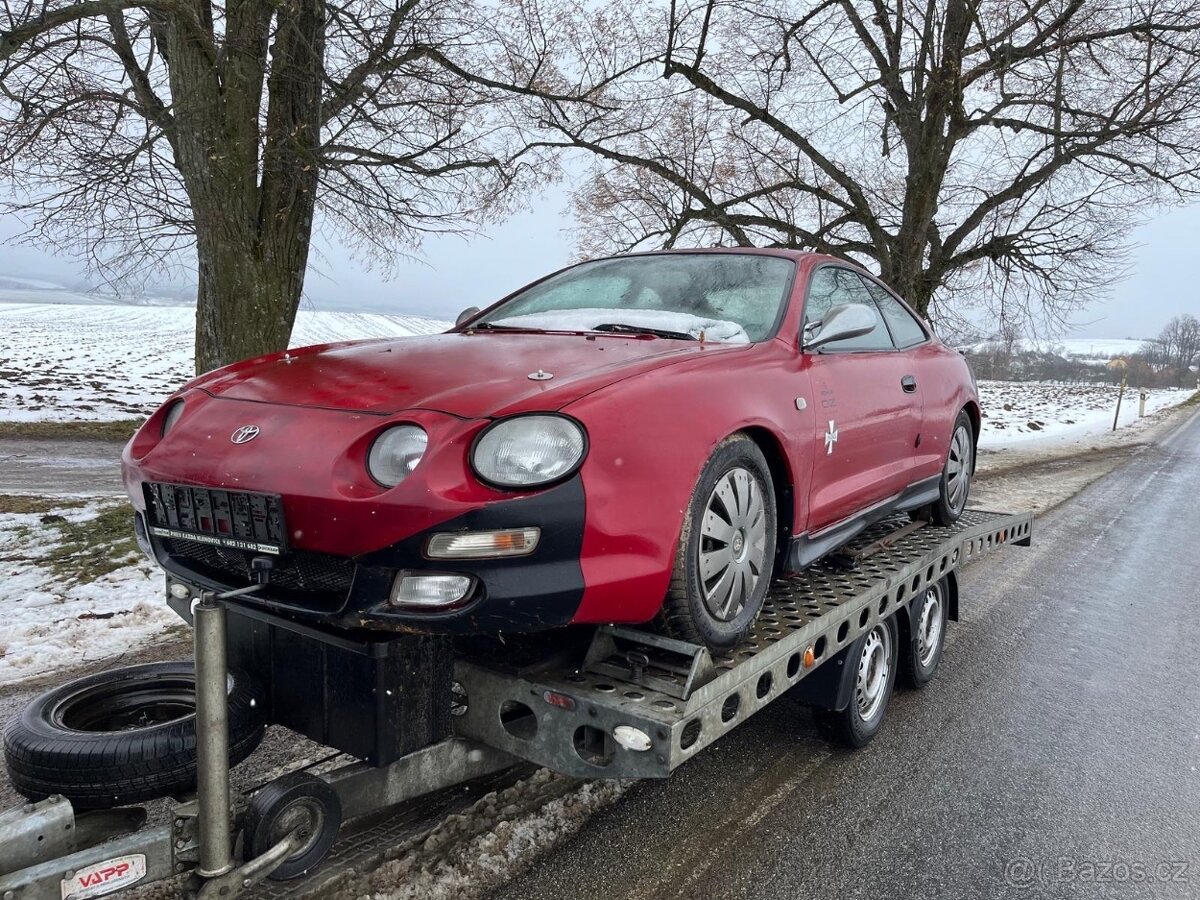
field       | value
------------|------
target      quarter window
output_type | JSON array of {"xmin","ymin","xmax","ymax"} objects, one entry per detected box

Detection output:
[
  {"xmin": 803, "ymin": 267, "xmax": 894, "ymax": 351},
  {"xmin": 865, "ymin": 281, "xmax": 928, "ymax": 349}
]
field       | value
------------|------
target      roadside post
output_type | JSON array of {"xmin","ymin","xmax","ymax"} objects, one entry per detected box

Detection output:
[
  {"xmin": 1112, "ymin": 374, "xmax": 1128, "ymax": 431},
  {"xmin": 1139, "ymin": 391, "xmax": 1147, "ymax": 417}
]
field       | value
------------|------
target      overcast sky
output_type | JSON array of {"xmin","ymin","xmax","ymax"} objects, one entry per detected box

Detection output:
[{"xmin": 1, "ymin": 186, "xmax": 1196, "ymax": 340}]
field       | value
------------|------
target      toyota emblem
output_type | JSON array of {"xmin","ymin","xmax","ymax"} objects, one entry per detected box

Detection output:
[{"xmin": 231, "ymin": 425, "xmax": 261, "ymax": 445}]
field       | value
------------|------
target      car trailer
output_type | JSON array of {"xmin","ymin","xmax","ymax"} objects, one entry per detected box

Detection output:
[{"xmin": 0, "ymin": 509, "xmax": 1031, "ymax": 899}]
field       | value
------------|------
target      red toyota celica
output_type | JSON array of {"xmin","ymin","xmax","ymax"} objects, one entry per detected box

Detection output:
[{"xmin": 123, "ymin": 249, "xmax": 979, "ymax": 650}]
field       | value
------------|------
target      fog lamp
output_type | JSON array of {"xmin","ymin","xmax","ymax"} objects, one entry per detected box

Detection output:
[
  {"xmin": 389, "ymin": 572, "xmax": 473, "ymax": 609},
  {"xmin": 426, "ymin": 528, "xmax": 540, "ymax": 560}
]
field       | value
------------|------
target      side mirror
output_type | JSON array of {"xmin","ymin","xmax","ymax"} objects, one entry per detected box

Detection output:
[
  {"xmin": 455, "ymin": 306, "xmax": 481, "ymax": 328},
  {"xmin": 804, "ymin": 303, "xmax": 878, "ymax": 350}
]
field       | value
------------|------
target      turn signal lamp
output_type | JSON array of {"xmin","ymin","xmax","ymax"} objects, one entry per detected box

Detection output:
[{"xmin": 426, "ymin": 528, "xmax": 540, "ymax": 560}]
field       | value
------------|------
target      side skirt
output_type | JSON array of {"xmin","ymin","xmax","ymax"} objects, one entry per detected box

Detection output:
[{"xmin": 788, "ymin": 475, "xmax": 941, "ymax": 570}]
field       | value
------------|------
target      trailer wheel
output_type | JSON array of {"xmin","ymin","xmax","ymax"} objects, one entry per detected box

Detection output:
[
  {"xmin": 900, "ymin": 578, "xmax": 948, "ymax": 688},
  {"xmin": 3, "ymin": 661, "xmax": 265, "ymax": 809},
  {"xmin": 244, "ymin": 773, "xmax": 343, "ymax": 881},
  {"xmin": 813, "ymin": 617, "xmax": 898, "ymax": 748}
]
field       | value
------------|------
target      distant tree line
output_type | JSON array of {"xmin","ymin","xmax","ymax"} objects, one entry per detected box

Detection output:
[
  {"xmin": 966, "ymin": 314, "xmax": 1200, "ymax": 388},
  {"xmin": 1134, "ymin": 314, "xmax": 1200, "ymax": 386},
  {"xmin": 964, "ymin": 345, "xmax": 1107, "ymax": 384}
]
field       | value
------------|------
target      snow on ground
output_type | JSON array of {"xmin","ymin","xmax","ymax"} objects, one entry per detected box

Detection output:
[
  {"xmin": 0, "ymin": 301, "xmax": 449, "ymax": 422},
  {"xmin": 350, "ymin": 770, "xmax": 628, "ymax": 900},
  {"xmin": 0, "ymin": 500, "xmax": 180, "ymax": 687},
  {"xmin": 977, "ymin": 380, "xmax": 1192, "ymax": 450}
]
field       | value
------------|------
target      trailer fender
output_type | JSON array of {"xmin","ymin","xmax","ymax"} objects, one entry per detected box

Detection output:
[{"xmin": 791, "ymin": 614, "xmax": 902, "ymax": 713}]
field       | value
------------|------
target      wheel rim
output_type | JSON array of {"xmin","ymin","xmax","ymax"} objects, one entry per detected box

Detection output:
[
  {"xmin": 916, "ymin": 582, "xmax": 944, "ymax": 668},
  {"xmin": 945, "ymin": 424, "xmax": 972, "ymax": 513},
  {"xmin": 698, "ymin": 466, "xmax": 768, "ymax": 622},
  {"xmin": 270, "ymin": 798, "xmax": 326, "ymax": 861},
  {"xmin": 855, "ymin": 624, "xmax": 892, "ymax": 722},
  {"xmin": 52, "ymin": 676, "xmax": 198, "ymax": 733}
]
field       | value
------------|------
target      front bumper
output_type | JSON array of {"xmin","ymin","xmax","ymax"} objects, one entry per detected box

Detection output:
[{"xmin": 148, "ymin": 476, "xmax": 587, "ymax": 634}]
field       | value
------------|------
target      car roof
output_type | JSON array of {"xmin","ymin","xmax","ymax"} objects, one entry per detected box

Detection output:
[{"xmin": 606, "ymin": 247, "xmax": 847, "ymax": 266}]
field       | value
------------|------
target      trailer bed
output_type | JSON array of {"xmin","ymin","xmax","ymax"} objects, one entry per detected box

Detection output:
[{"xmin": 454, "ymin": 509, "xmax": 1032, "ymax": 778}]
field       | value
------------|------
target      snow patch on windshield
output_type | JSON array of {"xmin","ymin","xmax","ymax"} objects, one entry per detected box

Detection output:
[{"xmin": 492, "ymin": 309, "xmax": 750, "ymax": 343}]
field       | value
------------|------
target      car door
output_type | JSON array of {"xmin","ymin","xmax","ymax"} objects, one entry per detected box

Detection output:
[
  {"xmin": 862, "ymin": 278, "xmax": 942, "ymax": 480},
  {"xmin": 801, "ymin": 266, "xmax": 922, "ymax": 533}
]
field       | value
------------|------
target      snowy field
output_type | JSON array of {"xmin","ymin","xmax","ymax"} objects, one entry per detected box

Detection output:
[
  {"xmin": 0, "ymin": 498, "xmax": 179, "ymax": 687},
  {"xmin": 0, "ymin": 301, "xmax": 448, "ymax": 421},
  {"xmin": 977, "ymin": 381, "xmax": 1193, "ymax": 450}
]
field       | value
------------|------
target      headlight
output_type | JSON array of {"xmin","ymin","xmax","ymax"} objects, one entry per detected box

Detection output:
[
  {"xmin": 471, "ymin": 415, "xmax": 586, "ymax": 488},
  {"xmin": 367, "ymin": 425, "xmax": 428, "ymax": 487},
  {"xmin": 161, "ymin": 400, "xmax": 185, "ymax": 436}
]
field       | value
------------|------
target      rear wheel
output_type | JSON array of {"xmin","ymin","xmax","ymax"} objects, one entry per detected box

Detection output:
[
  {"xmin": 900, "ymin": 577, "xmax": 948, "ymax": 688},
  {"xmin": 663, "ymin": 435, "xmax": 777, "ymax": 650},
  {"xmin": 927, "ymin": 410, "xmax": 974, "ymax": 525}
]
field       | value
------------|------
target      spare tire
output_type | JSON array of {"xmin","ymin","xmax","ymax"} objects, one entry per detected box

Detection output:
[{"xmin": 4, "ymin": 661, "xmax": 266, "ymax": 809}]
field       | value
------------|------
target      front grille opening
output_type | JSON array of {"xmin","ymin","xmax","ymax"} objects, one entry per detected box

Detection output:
[{"xmin": 163, "ymin": 539, "xmax": 354, "ymax": 612}]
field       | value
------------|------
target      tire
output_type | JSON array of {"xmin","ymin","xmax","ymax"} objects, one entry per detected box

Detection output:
[
  {"xmin": 928, "ymin": 409, "xmax": 975, "ymax": 525},
  {"xmin": 812, "ymin": 617, "xmax": 898, "ymax": 748},
  {"xmin": 3, "ymin": 661, "xmax": 266, "ymax": 809},
  {"xmin": 662, "ymin": 434, "xmax": 778, "ymax": 650},
  {"xmin": 245, "ymin": 773, "xmax": 343, "ymax": 881},
  {"xmin": 899, "ymin": 577, "xmax": 948, "ymax": 688}
]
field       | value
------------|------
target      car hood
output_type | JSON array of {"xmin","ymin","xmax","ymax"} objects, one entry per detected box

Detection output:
[{"xmin": 198, "ymin": 331, "xmax": 748, "ymax": 419}]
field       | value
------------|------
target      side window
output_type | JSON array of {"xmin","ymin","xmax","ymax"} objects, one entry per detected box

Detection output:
[
  {"xmin": 865, "ymin": 281, "xmax": 928, "ymax": 349},
  {"xmin": 803, "ymin": 267, "xmax": 894, "ymax": 351}
]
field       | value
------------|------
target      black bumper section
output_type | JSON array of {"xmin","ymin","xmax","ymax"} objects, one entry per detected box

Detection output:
[{"xmin": 149, "ymin": 476, "xmax": 587, "ymax": 634}]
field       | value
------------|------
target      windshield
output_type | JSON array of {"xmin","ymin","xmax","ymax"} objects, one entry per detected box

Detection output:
[{"xmin": 476, "ymin": 253, "xmax": 795, "ymax": 343}]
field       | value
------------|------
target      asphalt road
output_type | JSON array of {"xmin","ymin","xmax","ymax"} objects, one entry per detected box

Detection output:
[
  {"xmin": 0, "ymin": 436, "xmax": 125, "ymax": 495},
  {"xmin": 494, "ymin": 404, "xmax": 1200, "ymax": 900}
]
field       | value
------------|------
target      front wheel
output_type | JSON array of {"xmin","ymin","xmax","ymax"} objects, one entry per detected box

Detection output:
[{"xmin": 662, "ymin": 435, "xmax": 777, "ymax": 651}]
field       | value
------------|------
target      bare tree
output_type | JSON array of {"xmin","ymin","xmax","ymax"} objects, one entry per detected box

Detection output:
[
  {"xmin": 522, "ymin": 0, "xmax": 1200, "ymax": 329},
  {"xmin": 0, "ymin": 0, "xmax": 555, "ymax": 370},
  {"xmin": 1141, "ymin": 313, "xmax": 1200, "ymax": 381}
]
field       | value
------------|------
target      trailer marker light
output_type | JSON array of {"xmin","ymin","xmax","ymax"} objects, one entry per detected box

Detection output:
[
  {"xmin": 543, "ymin": 690, "xmax": 576, "ymax": 711},
  {"xmin": 803, "ymin": 646, "xmax": 815, "ymax": 668},
  {"xmin": 426, "ymin": 528, "xmax": 541, "ymax": 559},
  {"xmin": 613, "ymin": 725, "xmax": 652, "ymax": 752}
]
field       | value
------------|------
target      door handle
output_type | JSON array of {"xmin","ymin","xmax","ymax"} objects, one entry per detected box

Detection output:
[{"xmin": 901, "ymin": 375, "xmax": 917, "ymax": 393}]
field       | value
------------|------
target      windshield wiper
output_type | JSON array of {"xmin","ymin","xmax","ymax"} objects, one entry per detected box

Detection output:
[
  {"xmin": 591, "ymin": 323, "xmax": 697, "ymax": 341},
  {"xmin": 469, "ymin": 322, "xmax": 543, "ymax": 332}
]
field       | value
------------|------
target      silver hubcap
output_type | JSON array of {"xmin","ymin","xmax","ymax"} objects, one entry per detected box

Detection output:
[
  {"xmin": 946, "ymin": 424, "xmax": 972, "ymax": 512},
  {"xmin": 699, "ymin": 466, "xmax": 768, "ymax": 622},
  {"xmin": 855, "ymin": 624, "xmax": 892, "ymax": 722},
  {"xmin": 916, "ymin": 583, "xmax": 943, "ymax": 668}
]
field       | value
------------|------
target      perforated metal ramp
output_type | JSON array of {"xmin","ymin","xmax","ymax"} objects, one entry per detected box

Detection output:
[{"xmin": 454, "ymin": 509, "xmax": 1032, "ymax": 779}]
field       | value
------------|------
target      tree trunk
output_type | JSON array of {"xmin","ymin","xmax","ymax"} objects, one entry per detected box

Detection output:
[
  {"xmin": 193, "ymin": 228, "xmax": 308, "ymax": 374},
  {"xmin": 185, "ymin": 0, "xmax": 323, "ymax": 374}
]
